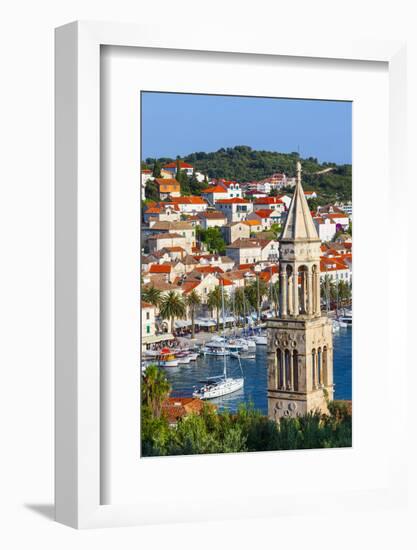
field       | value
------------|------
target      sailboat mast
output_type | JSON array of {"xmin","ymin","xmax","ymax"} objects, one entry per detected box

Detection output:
[{"xmin": 221, "ymin": 281, "xmax": 227, "ymax": 379}]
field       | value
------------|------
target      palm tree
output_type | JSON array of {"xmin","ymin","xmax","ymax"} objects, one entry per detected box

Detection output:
[
  {"xmin": 159, "ymin": 291, "xmax": 186, "ymax": 334},
  {"xmin": 207, "ymin": 286, "xmax": 223, "ymax": 330},
  {"xmin": 142, "ymin": 284, "xmax": 162, "ymax": 308},
  {"xmin": 271, "ymin": 280, "xmax": 280, "ymax": 316},
  {"xmin": 185, "ymin": 290, "xmax": 201, "ymax": 339},
  {"xmin": 233, "ymin": 288, "xmax": 248, "ymax": 326},
  {"xmin": 141, "ymin": 364, "xmax": 171, "ymax": 418},
  {"xmin": 245, "ymin": 279, "xmax": 268, "ymax": 322},
  {"xmin": 337, "ymin": 279, "xmax": 351, "ymax": 308},
  {"xmin": 320, "ymin": 274, "xmax": 335, "ymax": 312}
]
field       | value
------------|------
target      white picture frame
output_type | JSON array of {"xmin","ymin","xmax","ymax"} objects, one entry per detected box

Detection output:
[{"xmin": 55, "ymin": 21, "xmax": 408, "ymax": 529}]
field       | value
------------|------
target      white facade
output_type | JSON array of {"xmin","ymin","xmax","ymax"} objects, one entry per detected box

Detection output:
[
  {"xmin": 201, "ymin": 188, "xmax": 229, "ymax": 205},
  {"xmin": 253, "ymin": 201, "xmax": 285, "ymax": 214},
  {"xmin": 247, "ymin": 210, "xmax": 281, "ymax": 230},
  {"xmin": 259, "ymin": 240, "xmax": 279, "ymax": 262},
  {"xmin": 216, "ymin": 200, "xmax": 254, "ymax": 223},
  {"xmin": 142, "ymin": 303, "xmax": 156, "ymax": 340},
  {"xmin": 276, "ymin": 195, "xmax": 292, "ymax": 209},
  {"xmin": 225, "ymin": 242, "xmax": 262, "ymax": 265},
  {"xmin": 148, "ymin": 234, "xmax": 188, "ymax": 253},
  {"xmin": 141, "ymin": 170, "xmax": 153, "ymax": 200},
  {"xmin": 313, "ymin": 217, "xmax": 337, "ymax": 242},
  {"xmin": 170, "ymin": 198, "xmax": 208, "ymax": 213},
  {"xmin": 221, "ymin": 181, "xmax": 242, "ymax": 198}
]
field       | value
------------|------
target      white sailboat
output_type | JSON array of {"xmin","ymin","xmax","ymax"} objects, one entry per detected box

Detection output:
[{"xmin": 193, "ymin": 282, "xmax": 244, "ymax": 400}]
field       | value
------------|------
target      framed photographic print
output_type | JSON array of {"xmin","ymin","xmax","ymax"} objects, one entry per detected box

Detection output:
[{"xmin": 55, "ymin": 21, "xmax": 408, "ymax": 528}]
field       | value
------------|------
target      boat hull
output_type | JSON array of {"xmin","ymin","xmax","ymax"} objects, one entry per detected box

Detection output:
[{"xmin": 193, "ymin": 377, "xmax": 244, "ymax": 399}]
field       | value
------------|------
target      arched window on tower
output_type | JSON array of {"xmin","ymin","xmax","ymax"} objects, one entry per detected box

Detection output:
[
  {"xmin": 322, "ymin": 346, "xmax": 328, "ymax": 386},
  {"xmin": 317, "ymin": 347, "xmax": 322, "ymax": 385},
  {"xmin": 285, "ymin": 349, "xmax": 291, "ymax": 390},
  {"xmin": 299, "ymin": 265, "xmax": 308, "ymax": 314},
  {"xmin": 293, "ymin": 349, "xmax": 298, "ymax": 391},
  {"xmin": 312, "ymin": 264, "xmax": 320, "ymax": 315},
  {"xmin": 277, "ymin": 348, "xmax": 283, "ymax": 389},
  {"xmin": 312, "ymin": 348, "xmax": 317, "ymax": 389},
  {"xmin": 286, "ymin": 265, "xmax": 293, "ymax": 316}
]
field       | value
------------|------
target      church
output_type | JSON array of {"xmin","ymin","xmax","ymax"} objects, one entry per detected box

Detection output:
[{"xmin": 267, "ymin": 161, "xmax": 334, "ymax": 420}]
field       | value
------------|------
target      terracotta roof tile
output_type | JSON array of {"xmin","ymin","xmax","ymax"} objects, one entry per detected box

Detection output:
[
  {"xmin": 163, "ymin": 161, "xmax": 193, "ymax": 169},
  {"xmin": 252, "ymin": 209, "xmax": 274, "ymax": 218},
  {"xmin": 202, "ymin": 185, "xmax": 228, "ymax": 194},
  {"xmin": 154, "ymin": 178, "xmax": 181, "ymax": 187},
  {"xmin": 194, "ymin": 266, "xmax": 224, "ymax": 274},
  {"xmin": 149, "ymin": 264, "xmax": 171, "ymax": 273},
  {"xmin": 216, "ymin": 198, "xmax": 249, "ymax": 204}
]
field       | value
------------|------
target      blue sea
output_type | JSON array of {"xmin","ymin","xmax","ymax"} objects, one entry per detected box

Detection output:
[{"xmin": 164, "ymin": 329, "xmax": 352, "ymax": 413}]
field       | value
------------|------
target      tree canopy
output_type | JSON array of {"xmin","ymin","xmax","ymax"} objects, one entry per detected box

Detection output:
[{"xmin": 146, "ymin": 146, "xmax": 352, "ymax": 201}]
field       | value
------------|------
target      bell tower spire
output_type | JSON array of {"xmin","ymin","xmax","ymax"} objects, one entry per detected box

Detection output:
[{"xmin": 279, "ymin": 161, "xmax": 321, "ymax": 318}]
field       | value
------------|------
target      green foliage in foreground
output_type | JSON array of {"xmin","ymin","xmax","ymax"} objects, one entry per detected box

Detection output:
[{"xmin": 141, "ymin": 400, "xmax": 352, "ymax": 457}]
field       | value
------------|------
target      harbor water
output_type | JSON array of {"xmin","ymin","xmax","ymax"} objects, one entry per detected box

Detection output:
[{"xmin": 165, "ymin": 328, "xmax": 352, "ymax": 414}]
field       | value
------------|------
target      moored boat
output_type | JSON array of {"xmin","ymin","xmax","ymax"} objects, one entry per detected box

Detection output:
[
  {"xmin": 193, "ymin": 375, "xmax": 244, "ymax": 400},
  {"xmin": 254, "ymin": 335, "xmax": 267, "ymax": 345},
  {"xmin": 193, "ymin": 282, "xmax": 245, "ymax": 400}
]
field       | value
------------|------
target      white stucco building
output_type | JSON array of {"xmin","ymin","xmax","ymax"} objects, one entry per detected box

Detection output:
[
  {"xmin": 313, "ymin": 216, "xmax": 337, "ymax": 242},
  {"xmin": 215, "ymin": 198, "xmax": 253, "ymax": 223}
]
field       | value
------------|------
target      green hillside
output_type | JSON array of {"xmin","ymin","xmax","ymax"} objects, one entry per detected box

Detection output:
[{"xmin": 144, "ymin": 145, "xmax": 352, "ymax": 202}]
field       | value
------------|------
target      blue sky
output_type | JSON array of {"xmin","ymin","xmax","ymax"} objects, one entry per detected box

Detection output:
[{"xmin": 141, "ymin": 92, "xmax": 352, "ymax": 165}]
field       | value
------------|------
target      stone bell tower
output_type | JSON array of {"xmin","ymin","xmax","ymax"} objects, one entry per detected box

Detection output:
[{"xmin": 267, "ymin": 161, "xmax": 334, "ymax": 420}]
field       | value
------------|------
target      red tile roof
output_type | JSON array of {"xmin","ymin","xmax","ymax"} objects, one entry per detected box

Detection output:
[
  {"xmin": 141, "ymin": 301, "xmax": 154, "ymax": 308},
  {"xmin": 163, "ymin": 246, "xmax": 185, "ymax": 253},
  {"xmin": 219, "ymin": 277, "xmax": 233, "ymax": 286},
  {"xmin": 154, "ymin": 178, "xmax": 181, "ymax": 186},
  {"xmin": 221, "ymin": 180, "xmax": 239, "ymax": 188},
  {"xmin": 320, "ymin": 257, "xmax": 350, "ymax": 271},
  {"xmin": 216, "ymin": 198, "xmax": 249, "ymax": 204},
  {"xmin": 254, "ymin": 197, "xmax": 283, "ymax": 204},
  {"xmin": 162, "ymin": 397, "xmax": 213, "ymax": 423},
  {"xmin": 227, "ymin": 238, "xmax": 261, "ymax": 249},
  {"xmin": 195, "ymin": 265, "xmax": 224, "ymax": 274},
  {"xmin": 262, "ymin": 264, "xmax": 279, "ymax": 274},
  {"xmin": 181, "ymin": 281, "xmax": 200, "ymax": 294},
  {"xmin": 149, "ymin": 264, "xmax": 171, "ymax": 273},
  {"xmin": 148, "ymin": 232, "xmax": 184, "ymax": 240},
  {"xmin": 198, "ymin": 211, "xmax": 226, "ymax": 219},
  {"xmin": 323, "ymin": 213, "xmax": 349, "ymax": 219},
  {"xmin": 170, "ymin": 196, "xmax": 207, "ymax": 205},
  {"xmin": 253, "ymin": 209, "xmax": 274, "ymax": 218},
  {"xmin": 163, "ymin": 161, "xmax": 193, "ymax": 169},
  {"xmin": 244, "ymin": 220, "xmax": 261, "ymax": 226},
  {"xmin": 202, "ymin": 185, "xmax": 228, "ymax": 194}
]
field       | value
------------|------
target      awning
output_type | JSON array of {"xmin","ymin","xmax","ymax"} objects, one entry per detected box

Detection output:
[
  {"xmin": 195, "ymin": 318, "xmax": 217, "ymax": 327},
  {"xmin": 219, "ymin": 316, "xmax": 235, "ymax": 323},
  {"xmin": 174, "ymin": 320, "xmax": 192, "ymax": 328},
  {"xmin": 142, "ymin": 333, "xmax": 175, "ymax": 345}
]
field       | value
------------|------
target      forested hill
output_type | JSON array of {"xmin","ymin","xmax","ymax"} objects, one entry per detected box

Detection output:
[{"xmin": 145, "ymin": 145, "xmax": 352, "ymax": 201}]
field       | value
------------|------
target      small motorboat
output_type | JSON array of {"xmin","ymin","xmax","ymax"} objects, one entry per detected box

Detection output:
[
  {"xmin": 201, "ymin": 347, "xmax": 231, "ymax": 357},
  {"xmin": 158, "ymin": 348, "xmax": 179, "ymax": 367},
  {"xmin": 231, "ymin": 351, "xmax": 255, "ymax": 360},
  {"xmin": 175, "ymin": 353, "xmax": 192, "ymax": 364},
  {"xmin": 254, "ymin": 335, "xmax": 267, "ymax": 345}
]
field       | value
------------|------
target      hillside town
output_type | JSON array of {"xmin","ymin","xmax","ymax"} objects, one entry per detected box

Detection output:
[{"xmin": 141, "ymin": 159, "xmax": 352, "ymax": 359}]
